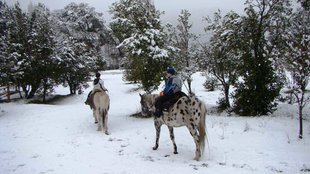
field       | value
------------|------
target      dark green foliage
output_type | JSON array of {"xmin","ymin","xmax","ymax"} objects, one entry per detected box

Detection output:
[
  {"xmin": 233, "ymin": 55, "xmax": 283, "ymax": 115},
  {"xmin": 232, "ymin": 0, "xmax": 289, "ymax": 116},
  {"xmin": 0, "ymin": 1, "xmax": 10, "ymax": 86},
  {"xmin": 3, "ymin": 3, "xmax": 31, "ymax": 97},
  {"xmin": 0, "ymin": 1, "xmax": 118, "ymax": 101},
  {"xmin": 110, "ymin": 0, "xmax": 171, "ymax": 92},
  {"xmin": 52, "ymin": 2, "xmax": 114, "ymax": 94},
  {"xmin": 298, "ymin": 0, "xmax": 310, "ymax": 10},
  {"xmin": 140, "ymin": 58, "xmax": 169, "ymax": 93},
  {"xmin": 27, "ymin": 4, "xmax": 56, "ymax": 100}
]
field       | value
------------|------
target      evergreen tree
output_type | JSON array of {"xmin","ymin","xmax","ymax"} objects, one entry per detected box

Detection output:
[
  {"xmin": 298, "ymin": 0, "xmax": 310, "ymax": 9},
  {"xmin": 0, "ymin": 1, "xmax": 10, "ymax": 88},
  {"xmin": 109, "ymin": 0, "xmax": 171, "ymax": 92},
  {"xmin": 51, "ymin": 3, "xmax": 108, "ymax": 94},
  {"xmin": 284, "ymin": 4, "xmax": 310, "ymax": 139},
  {"xmin": 23, "ymin": 3, "xmax": 56, "ymax": 100},
  {"xmin": 4, "ymin": 3, "xmax": 29, "ymax": 98},
  {"xmin": 233, "ymin": 0, "xmax": 291, "ymax": 116}
]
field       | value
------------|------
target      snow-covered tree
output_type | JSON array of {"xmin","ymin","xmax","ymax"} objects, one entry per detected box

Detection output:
[
  {"xmin": 0, "ymin": 1, "xmax": 18, "ymax": 101},
  {"xmin": 298, "ymin": 0, "xmax": 310, "ymax": 9},
  {"xmin": 0, "ymin": 1, "xmax": 10, "ymax": 87},
  {"xmin": 3, "ymin": 2, "xmax": 30, "ymax": 99},
  {"xmin": 233, "ymin": 0, "xmax": 291, "ymax": 116},
  {"xmin": 202, "ymin": 10, "xmax": 241, "ymax": 110},
  {"xmin": 168, "ymin": 9, "xmax": 197, "ymax": 94},
  {"xmin": 52, "ymin": 3, "xmax": 111, "ymax": 94},
  {"xmin": 109, "ymin": 0, "xmax": 171, "ymax": 92},
  {"xmin": 25, "ymin": 3, "xmax": 56, "ymax": 100},
  {"xmin": 284, "ymin": 4, "xmax": 310, "ymax": 139}
]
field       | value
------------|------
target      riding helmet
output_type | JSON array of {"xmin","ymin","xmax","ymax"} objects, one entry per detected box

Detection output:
[{"xmin": 166, "ymin": 67, "xmax": 176, "ymax": 75}]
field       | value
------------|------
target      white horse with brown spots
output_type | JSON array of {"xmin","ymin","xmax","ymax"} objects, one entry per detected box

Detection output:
[
  {"xmin": 140, "ymin": 93, "xmax": 207, "ymax": 160},
  {"xmin": 92, "ymin": 86, "xmax": 110, "ymax": 135}
]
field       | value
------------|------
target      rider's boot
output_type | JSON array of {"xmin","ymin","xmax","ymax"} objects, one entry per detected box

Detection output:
[{"xmin": 154, "ymin": 109, "xmax": 162, "ymax": 117}]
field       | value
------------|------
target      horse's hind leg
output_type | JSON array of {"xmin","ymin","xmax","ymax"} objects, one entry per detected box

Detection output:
[
  {"xmin": 93, "ymin": 110, "xmax": 98, "ymax": 124},
  {"xmin": 187, "ymin": 125, "xmax": 201, "ymax": 161},
  {"xmin": 103, "ymin": 110, "xmax": 109, "ymax": 135},
  {"xmin": 153, "ymin": 120, "xmax": 162, "ymax": 150},
  {"xmin": 168, "ymin": 126, "xmax": 178, "ymax": 154},
  {"xmin": 96, "ymin": 110, "xmax": 102, "ymax": 131}
]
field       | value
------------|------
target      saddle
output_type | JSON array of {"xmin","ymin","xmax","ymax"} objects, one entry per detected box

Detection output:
[{"xmin": 163, "ymin": 91, "xmax": 187, "ymax": 111}]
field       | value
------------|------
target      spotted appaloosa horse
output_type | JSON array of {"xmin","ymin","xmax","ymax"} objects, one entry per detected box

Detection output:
[
  {"xmin": 92, "ymin": 86, "xmax": 110, "ymax": 135},
  {"xmin": 140, "ymin": 93, "xmax": 207, "ymax": 160}
]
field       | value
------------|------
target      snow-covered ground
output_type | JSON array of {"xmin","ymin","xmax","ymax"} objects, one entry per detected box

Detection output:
[{"xmin": 0, "ymin": 70, "xmax": 309, "ymax": 174}]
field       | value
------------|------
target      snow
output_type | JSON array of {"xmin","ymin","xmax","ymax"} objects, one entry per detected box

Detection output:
[{"xmin": 1, "ymin": 70, "xmax": 310, "ymax": 174}]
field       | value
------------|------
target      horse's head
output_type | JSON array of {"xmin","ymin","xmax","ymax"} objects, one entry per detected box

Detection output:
[{"xmin": 139, "ymin": 93, "xmax": 158, "ymax": 117}]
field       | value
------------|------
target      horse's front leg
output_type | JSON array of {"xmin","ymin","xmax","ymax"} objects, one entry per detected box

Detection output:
[
  {"xmin": 153, "ymin": 119, "xmax": 162, "ymax": 150},
  {"xmin": 168, "ymin": 126, "xmax": 178, "ymax": 154}
]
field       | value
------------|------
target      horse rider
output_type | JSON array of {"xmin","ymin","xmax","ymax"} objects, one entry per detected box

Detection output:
[
  {"xmin": 93, "ymin": 72, "xmax": 108, "ymax": 91},
  {"xmin": 85, "ymin": 72, "xmax": 108, "ymax": 105},
  {"xmin": 154, "ymin": 67, "xmax": 182, "ymax": 117}
]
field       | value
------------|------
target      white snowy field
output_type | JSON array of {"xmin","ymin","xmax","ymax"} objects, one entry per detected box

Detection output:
[{"xmin": 0, "ymin": 70, "xmax": 309, "ymax": 174}]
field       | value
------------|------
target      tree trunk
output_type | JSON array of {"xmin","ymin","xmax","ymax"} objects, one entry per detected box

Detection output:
[
  {"xmin": 42, "ymin": 79, "xmax": 48, "ymax": 103},
  {"xmin": 69, "ymin": 84, "xmax": 76, "ymax": 95},
  {"xmin": 17, "ymin": 85, "xmax": 23, "ymax": 99},
  {"xmin": 6, "ymin": 83, "xmax": 10, "ymax": 102},
  {"xmin": 187, "ymin": 79, "xmax": 192, "ymax": 95},
  {"xmin": 224, "ymin": 84, "xmax": 231, "ymax": 108},
  {"xmin": 299, "ymin": 105, "xmax": 303, "ymax": 139}
]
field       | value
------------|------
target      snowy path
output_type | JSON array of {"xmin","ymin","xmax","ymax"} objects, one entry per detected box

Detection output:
[{"xmin": 1, "ymin": 70, "xmax": 309, "ymax": 174}]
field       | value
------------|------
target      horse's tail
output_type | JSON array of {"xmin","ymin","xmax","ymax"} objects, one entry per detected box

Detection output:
[
  {"xmin": 199, "ymin": 101, "xmax": 207, "ymax": 155},
  {"xmin": 99, "ymin": 107, "xmax": 107, "ymax": 128},
  {"xmin": 100, "ymin": 100, "xmax": 109, "ymax": 125},
  {"xmin": 100, "ymin": 107, "xmax": 104, "ymax": 123}
]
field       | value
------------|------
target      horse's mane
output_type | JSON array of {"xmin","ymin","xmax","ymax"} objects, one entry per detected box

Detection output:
[
  {"xmin": 143, "ymin": 93, "xmax": 158, "ymax": 105},
  {"xmin": 93, "ymin": 88, "xmax": 103, "ymax": 93}
]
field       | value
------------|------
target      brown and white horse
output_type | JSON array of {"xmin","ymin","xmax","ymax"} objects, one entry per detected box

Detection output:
[
  {"xmin": 92, "ymin": 86, "xmax": 110, "ymax": 135},
  {"xmin": 140, "ymin": 93, "xmax": 207, "ymax": 160}
]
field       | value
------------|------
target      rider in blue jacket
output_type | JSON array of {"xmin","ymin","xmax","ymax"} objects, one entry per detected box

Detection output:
[{"xmin": 154, "ymin": 67, "xmax": 182, "ymax": 117}]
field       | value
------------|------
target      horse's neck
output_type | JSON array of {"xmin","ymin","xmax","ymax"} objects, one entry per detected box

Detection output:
[{"xmin": 151, "ymin": 94, "xmax": 159, "ymax": 105}]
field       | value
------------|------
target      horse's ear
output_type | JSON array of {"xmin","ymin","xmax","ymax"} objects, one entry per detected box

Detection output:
[{"xmin": 139, "ymin": 93, "xmax": 142, "ymax": 97}]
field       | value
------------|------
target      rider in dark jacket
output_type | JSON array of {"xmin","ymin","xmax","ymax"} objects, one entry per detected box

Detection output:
[{"xmin": 154, "ymin": 67, "xmax": 182, "ymax": 117}]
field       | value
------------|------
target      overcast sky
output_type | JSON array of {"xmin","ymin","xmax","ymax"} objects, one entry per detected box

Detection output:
[{"xmin": 7, "ymin": 0, "xmax": 247, "ymax": 35}]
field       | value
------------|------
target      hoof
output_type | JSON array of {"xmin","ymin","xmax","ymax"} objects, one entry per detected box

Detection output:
[
  {"xmin": 193, "ymin": 156, "xmax": 200, "ymax": 161},
  {"xmin": 174, "ymin": 151, "xmax": 178, "ymax": 154}
]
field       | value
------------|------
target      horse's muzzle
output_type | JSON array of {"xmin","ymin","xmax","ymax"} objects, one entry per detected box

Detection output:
[{"xmin": 141, "ymin": 106, "xmax": 153, "ymax": 116}]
